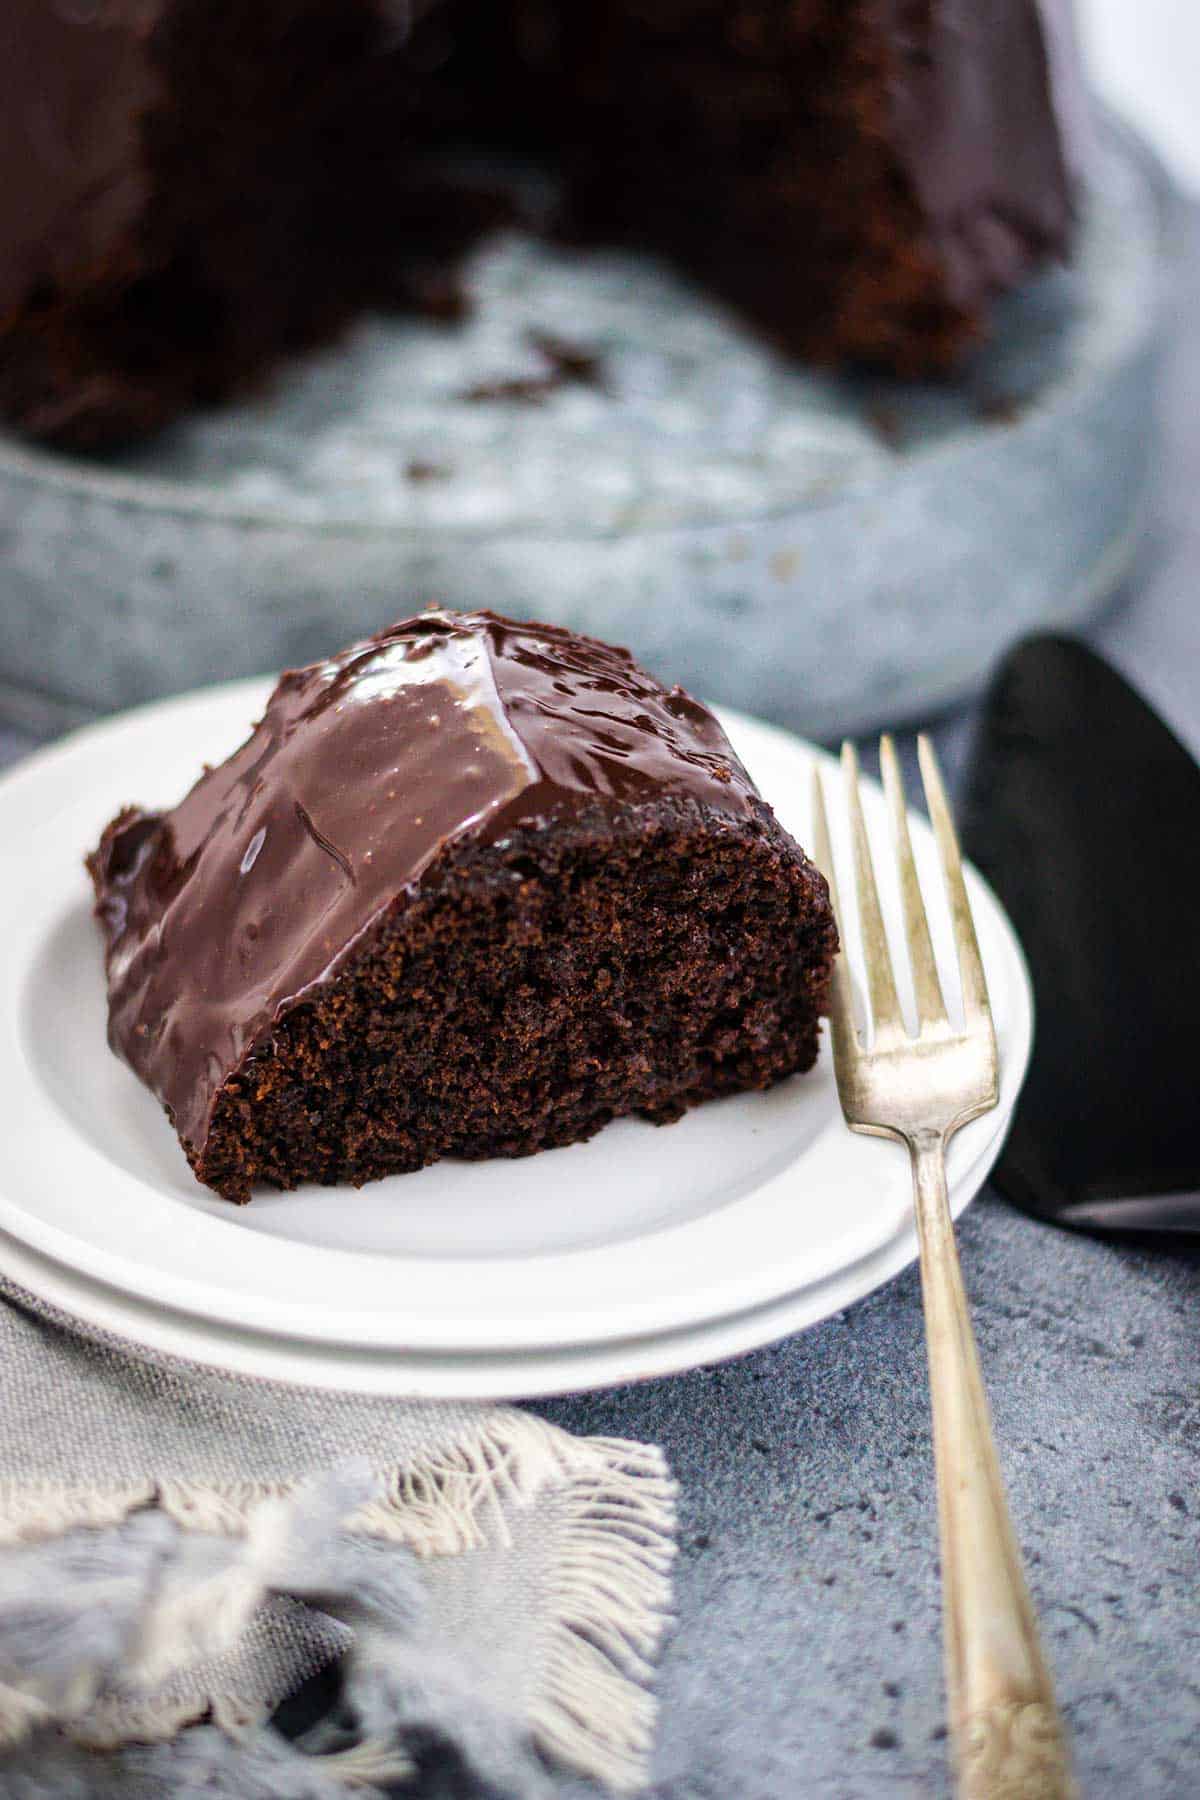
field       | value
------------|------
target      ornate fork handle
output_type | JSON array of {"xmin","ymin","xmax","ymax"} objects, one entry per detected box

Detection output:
[
  {"xmin": 814, "ymin": 737, "xmax": 1074, "ymax": 1797},
  {"xmin": 961, "ymin": 1702, "xmax": 1074, "ymax": 1800},
  {"xmin": 911, "ymin": 1133, "xmax": 1075, "ymax": 1800}
]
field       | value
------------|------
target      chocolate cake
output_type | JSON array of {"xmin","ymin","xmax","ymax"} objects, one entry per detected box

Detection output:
[
  {"xmin": 86, "ymin": 610, "xmax": 837, "ymax": 1202},
  {"xmin": 2, "ymin": 1, "xmax": 1081, "ymax": 449}
]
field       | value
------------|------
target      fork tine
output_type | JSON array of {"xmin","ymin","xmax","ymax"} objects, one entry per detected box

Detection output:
[
  {"xmin": 810, "ymin": 763, "xmax": 862, "ymax": 1067},
  {"xmin": 917, "ymin": 735, "xmax": 992, "ymax": 1030},
  {"xmin": 841, "ymin": 741, "xmax": 905, "ymax": 1042},
  {"xmin": 879, "ymin": 734, "xmax": 948, "ymax": 1031}
]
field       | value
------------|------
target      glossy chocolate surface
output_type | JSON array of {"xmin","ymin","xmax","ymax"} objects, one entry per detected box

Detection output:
[
  {"xmin": 885, "ymin": 0, "xmax": 1078, "ymax": 307},
  {"xmin": 0, "ymin": 1, "xmax": 160, "ymax": 321},
  {"xmin": 90, "ymin": 611, "xmax": 760, "ymax": 1150}
]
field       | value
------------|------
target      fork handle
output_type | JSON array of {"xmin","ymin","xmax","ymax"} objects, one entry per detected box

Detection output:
[{"xmin": 909, "ymin": 1132, "xmax": 1075, "ymax": 1800}]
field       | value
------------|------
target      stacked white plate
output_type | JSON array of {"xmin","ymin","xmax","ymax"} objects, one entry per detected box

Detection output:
[{"xmin": 0, "ymin": 685, "xmax": 1032, "ymax": 1397}]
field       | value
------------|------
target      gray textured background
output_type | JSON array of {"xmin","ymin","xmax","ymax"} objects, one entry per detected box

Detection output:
[{"xmin": 1, "ymin": 214, "xmax": 1197, "ymax": 1800}]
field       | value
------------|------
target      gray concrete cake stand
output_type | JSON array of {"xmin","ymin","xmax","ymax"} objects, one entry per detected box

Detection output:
[{"xmin": 0, "ymin": 115, "xmax": 1174, "ymax": 738}]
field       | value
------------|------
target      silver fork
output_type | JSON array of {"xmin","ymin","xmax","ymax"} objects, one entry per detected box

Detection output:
[{"xmin": 812, "ymin": 735, "xmax": 1074, "ymax": 1800}]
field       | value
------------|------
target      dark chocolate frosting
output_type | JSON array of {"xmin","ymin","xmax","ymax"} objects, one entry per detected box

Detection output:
[
  {"xmin": 0, "ymin": 2, "xmax": 160, "ymax": 322},
  {"xmin": 884, "ymin": 0, "xmax": 1081, "ymax": 308},
  {"xmin": 89, "ymin": 610, "xmax": 760, "ymax": 1152}
]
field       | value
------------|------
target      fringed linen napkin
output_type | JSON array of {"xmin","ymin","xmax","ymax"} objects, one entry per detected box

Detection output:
[{"xmin": 0, "ymin": 1277, "xmax": 675, "ymax": 1798}]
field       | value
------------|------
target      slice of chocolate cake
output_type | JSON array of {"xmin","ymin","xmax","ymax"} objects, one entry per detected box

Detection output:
[{"xmin": 87, "ymin": 610, "xmax": 836, "ymax": 1203}]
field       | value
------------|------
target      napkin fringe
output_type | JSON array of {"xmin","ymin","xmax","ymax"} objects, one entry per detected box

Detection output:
[
  {"xmin": 2, "ymin": 1415, "xmax": 677, "ymax": 1793},
  {"xmin": 0, "ymin": 1412, "xmax": 569, "ymax": 1552},
  {"xmin": 72, "ymin": 1690, "xmax": 262, "ymax": 1752},
  {"xmin": 357, "ymin": 1415, "xmax": 679, "ymax": 1793},
  {"xmin": 531, "ymin": 1432, "xmax": 678, "ymax": 1794},
  {"xmin": 147, "ymin": 1418, "xmax": 679, "ymax": 1793},
  {"xmin": 0, "ymin": 1680, "xmax": 53, "ymax": 1747},
  {"xmin": 142, "ymin": 1410, "xmax": 608, "ymax": 1554},
  {"xmin": 154, "ymin": 1478, "xmax": 295, "ymax": 1538},
  {"xmin": 0, "ymin": 1480, "xmax": 156, "ymax": 1545},
  {"xmin": 352, "ymin": 1408, "xmax": 564, "ymax": 1554}
]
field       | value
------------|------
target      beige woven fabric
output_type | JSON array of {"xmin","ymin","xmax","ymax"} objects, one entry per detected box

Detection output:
[{"xmin": 0, "ymin": 1276, "xmax": 676, "ymax": 1796}]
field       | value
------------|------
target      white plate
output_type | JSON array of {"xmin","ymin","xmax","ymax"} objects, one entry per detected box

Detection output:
[
  {"xmin": 0, "ymin": 1168, "xmax": 979, "ymax": 1398},
  {"xmin": 0, "ymin": 682, "xmax": 1032, "ymax": 1375}
]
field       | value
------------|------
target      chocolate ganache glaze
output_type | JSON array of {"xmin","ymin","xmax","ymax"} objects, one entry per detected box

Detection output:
[
  {"xmin": 883, "ymin": 0, "xmax": 1083, "ymax": 308},
  {"xmin": 0, "ymin": 0, "xmax": 160, "ymax": 323},
  {"xmin": 89, "ymin": 610, "xmax": 761, "ymax": 1155}
]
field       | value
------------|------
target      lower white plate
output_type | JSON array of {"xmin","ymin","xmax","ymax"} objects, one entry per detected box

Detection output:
[
  {"xmin": 0, "ymin": 1169, "xmax": 980, "ymax": 1398},
  {"xmin": 0, "ymin": 681, "xmax": 1032, "ymax": 1394}
]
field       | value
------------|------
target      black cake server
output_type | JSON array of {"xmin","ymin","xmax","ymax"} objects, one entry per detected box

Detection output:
[{"xmin": 961, "ymin": 634, "xmax": 1200, "ymax": 1234}]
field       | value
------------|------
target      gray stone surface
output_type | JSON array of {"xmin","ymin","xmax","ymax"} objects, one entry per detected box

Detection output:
[
  {"xmin": 542, "ymin": 1203, "xmax": 1200, "ymax": 1797},
  {"xmin": 1, "ymin": 210, "xmax": 1197, "ymax": 1800}
]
